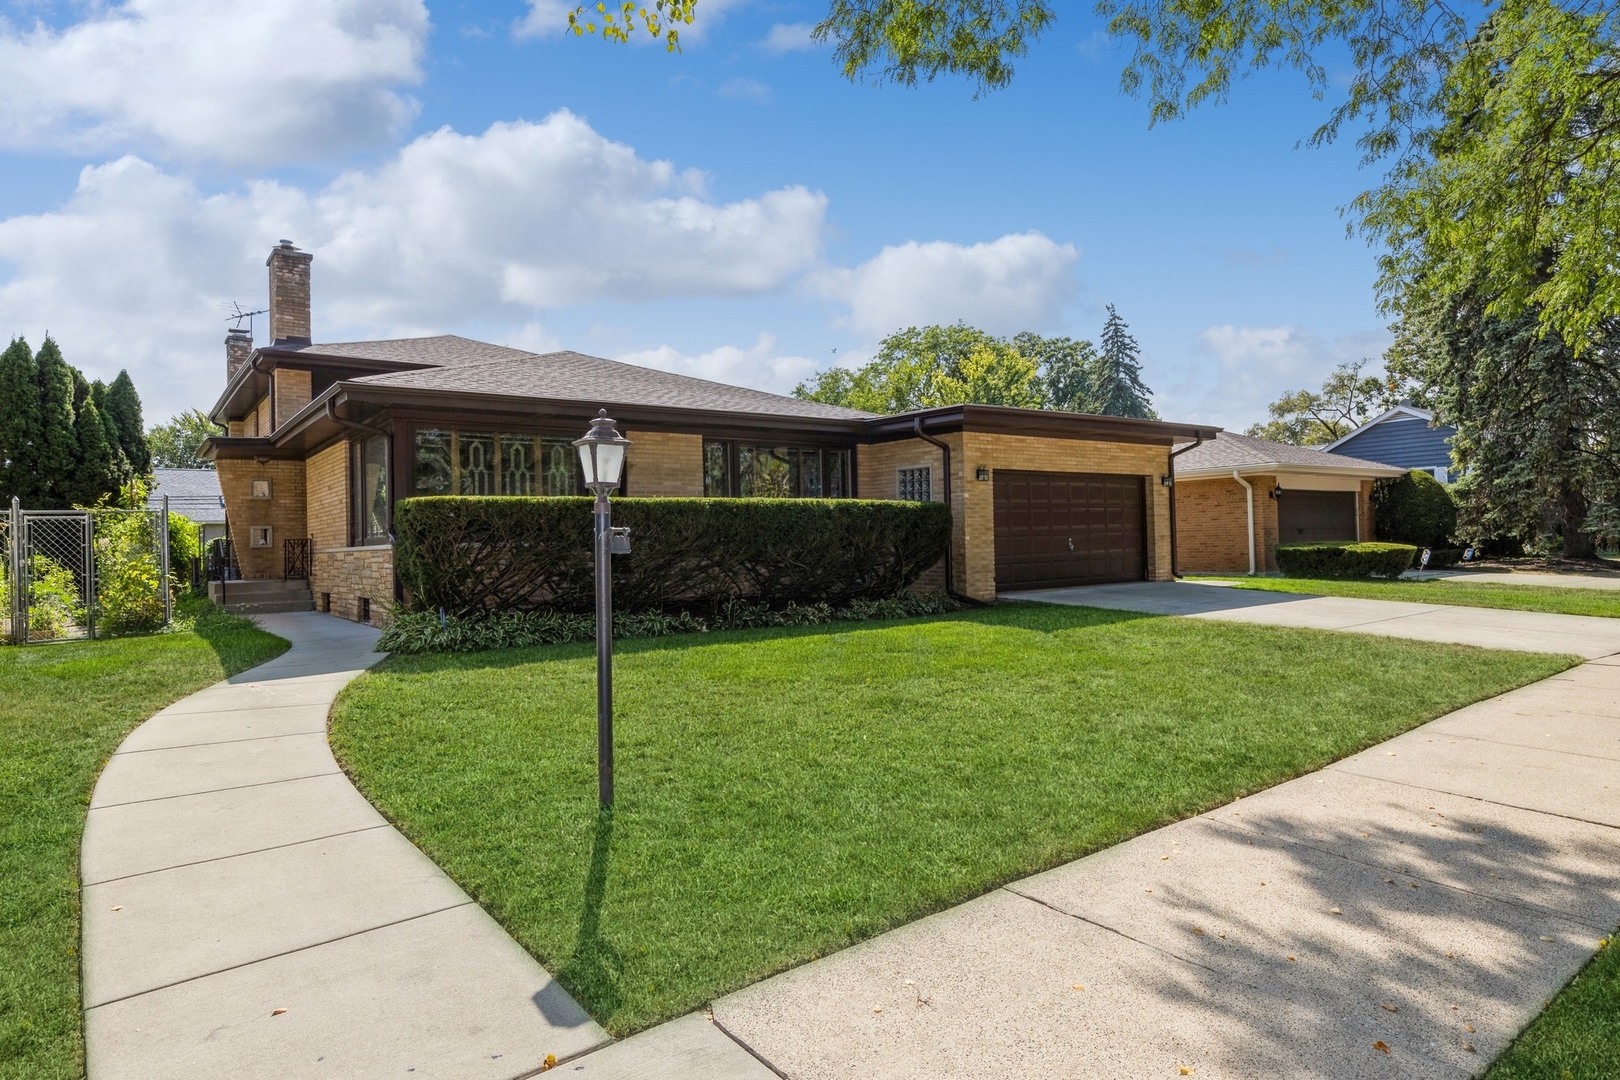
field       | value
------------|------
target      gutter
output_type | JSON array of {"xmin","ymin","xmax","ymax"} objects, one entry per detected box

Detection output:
[
  {"xmin": 912, "ymin": 415, "xmax": 960, "ymax": 600},
  {"xmin": 1233, "ymin": 470, "xmax": 1256, "ymax": 575},
  {"xmin": 1166, "ymin": 434, "xmax": 1204, "ymax": 579}
]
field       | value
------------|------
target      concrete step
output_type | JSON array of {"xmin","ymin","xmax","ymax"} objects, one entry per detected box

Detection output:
[{"xmin": 224, "ymin": 599, "xmax": 317, "ymax": 615}]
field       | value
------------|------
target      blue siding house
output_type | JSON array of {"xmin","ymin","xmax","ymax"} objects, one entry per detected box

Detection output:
[{"xmin": 1324, "ymin": 405, "xmax": 1456, "ymax": 482}]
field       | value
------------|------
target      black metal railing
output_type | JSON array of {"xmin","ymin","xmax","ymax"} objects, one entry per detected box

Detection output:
[
  {"xmin": 283, "ymin": 537, "xmax": 312, "ymax": 580},
  {"xmin": 206, "ymin": 537, "xmax": 239, "ymax": 583}
]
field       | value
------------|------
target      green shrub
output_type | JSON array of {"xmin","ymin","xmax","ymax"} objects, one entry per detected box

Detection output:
[
  {"xmin": 1374, "ymin": 470, "xmax": 1458, "ymax": 548},
  {"xmin": 1275, "ymin": 542, "xmax": 1418, "ymax": 579},
  {"xmin": 393, "ymin": 497, "xmax": 952, "ymax": 616},
  {"xmin": 377, "ymin": 591, "xmax": 959, "ymax": 654},
  {"xmin": 93, "ymin": 510, "xmax": 164, "ymax": 635},
  {"xmin": 1421, "ymin": 547, "xmax": 1465, "ymax": 569},
  {"xmin": 167, "ymin": 513, "xmax": 200, "ymax": 589},
  {"xmin": 25, "ymin": 555, "xmax": 85, "ymax": 640}
]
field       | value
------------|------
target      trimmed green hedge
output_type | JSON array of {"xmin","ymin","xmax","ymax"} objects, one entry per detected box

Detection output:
[
  {"xmin": 1275, "ymin": 542, "xmax": 1418, "ymax": 579},
  {"xmin": 1374, "ymin": 469, "xmax": 1458, "ymax": 549},
  {"xmin": 393, "ymin": 496, "xmax": 952, "ymax": 616}
]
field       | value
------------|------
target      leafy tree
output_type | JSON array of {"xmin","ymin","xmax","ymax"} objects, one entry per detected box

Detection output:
[
  {"xmin": 147, "ymin": 409, "xmax": 224, "ymax": 470},
  {"xmin": 91, "ymin": 380, "xmax": 133, "ymax": 486},
  {"xmin": 0, "ymin": 337, "xmax": 38, "ymax": 504},
  {"xmin": 1385, "ymin": 294, "xmax": 1619, "ymax": 558},
  {"xmin": 1093, "ymin": 305, "xmax": 1157, "ymax": 419},
  {"xmin": 32, "ymin": 337, "xmax": 79, "ymax": 508},
  {"xmin": 104, "ymin": 371, "xmax": 151, "ymax": 475},
  {"xmin": 931, "ymin": 343, "xmax": 1043, "ymax": 407},
  {"xmin": 794, "ymin": 323, "xmax": 1009, "ymax": 412},
  {"xmin": 1246, "ymin": 360, "xmax": 1392, "ymax": 445},
  {"xmin": 1015, "ymin": 332, "xmax": 1098, "ymax": 413}
]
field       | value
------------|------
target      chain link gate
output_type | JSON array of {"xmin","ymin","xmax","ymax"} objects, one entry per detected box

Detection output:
[{"xmin": 5, "ymin": 497, "xmax": 171, "ymax": 645}]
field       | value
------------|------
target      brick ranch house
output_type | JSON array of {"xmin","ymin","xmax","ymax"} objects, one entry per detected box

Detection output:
[
  {"xmin": 202, "ymin": 242, "xmax": 1224, "ymax": 625},
  {"xmin": 1172, "ymin": 432, "xmax": 1406, "ymax": 574}
]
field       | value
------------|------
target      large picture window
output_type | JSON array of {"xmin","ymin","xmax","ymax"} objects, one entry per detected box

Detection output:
[
  {"xmin": 702, "ymin": 441, "xmax": 853, "ymax": 498},
  {"xmin": 412, "ymin": 427, "xmax": 584, "ymax": 497},
  {"xmin": 352, "ymin": 434, "xmax": 389, "ymax": 545}
]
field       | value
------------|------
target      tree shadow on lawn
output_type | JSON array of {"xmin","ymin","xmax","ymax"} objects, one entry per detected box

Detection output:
[{"xmin": 378, "ymin": 603, "xmax": 1169, "ymax": 675}]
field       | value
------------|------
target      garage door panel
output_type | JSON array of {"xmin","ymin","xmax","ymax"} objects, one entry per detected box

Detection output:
[
  {"xmin": 1277, "ymin": 490, "xmax": 1357, "ymax": 543},
  {"xmin": 994, "ymin": 470, "xmax": 1146, "ymax": 590}
]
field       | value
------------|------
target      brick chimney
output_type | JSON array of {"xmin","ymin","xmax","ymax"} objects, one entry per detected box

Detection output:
[
  {"xmin": 226, "ymin": 328, "xmax": 253, "ymax": 380},
  {"xmin": 266, "ymin": 240, "xmax": 313, "ymax": 346}
]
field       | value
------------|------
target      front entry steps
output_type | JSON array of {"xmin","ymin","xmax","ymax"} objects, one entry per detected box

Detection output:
[{"xmin": 208, "ymin": 579, "xmax": 315, "ymax": 615}]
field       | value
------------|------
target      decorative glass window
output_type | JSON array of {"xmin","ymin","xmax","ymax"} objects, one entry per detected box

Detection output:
[
  {"xmin": 352, "ymin": 434, "xmax": 389, "ymax": 544},
  {"xmin": 411, "ymin": 427, "xmax": 584, "ymax": 497},
  {"xmin": 897, "ymin": 466, "xmax": 932, "ymax": 502},
  {"xmin": 702, "ymin": 441, "xmax": 854, "ymax": 498}
]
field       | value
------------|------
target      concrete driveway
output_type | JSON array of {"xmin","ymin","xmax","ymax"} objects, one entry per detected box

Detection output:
[{"xmin": 1008, "ymin": 579, "xmax": 1620, "ymax": 658}]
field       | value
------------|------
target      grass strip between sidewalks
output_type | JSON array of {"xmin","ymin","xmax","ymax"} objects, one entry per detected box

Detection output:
[
  {"xmin": 1188, "ymin": 574, "xmax": 1620, "ymax": 618},
  {"xmin": 0, "ymin": 601, "xmax": 287, "ymax": 1080},
  {"xmin": 330, "ymin": 602, "xmax": 1572, "ymax": 1036}
]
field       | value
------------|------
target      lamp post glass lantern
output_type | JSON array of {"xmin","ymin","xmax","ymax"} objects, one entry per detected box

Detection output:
[{"xmin": 574, "ymin": 410, "xmax": 632, "ymax": 806}]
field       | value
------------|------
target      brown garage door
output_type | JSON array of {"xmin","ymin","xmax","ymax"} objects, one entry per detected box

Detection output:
[
  {"xmin": 994, "ymin": 471, "xmax": 1146, "ymax": 589},
  {"xmin": 1277, "ymin": 490, "xmax": 1357, "ymax": 543}
]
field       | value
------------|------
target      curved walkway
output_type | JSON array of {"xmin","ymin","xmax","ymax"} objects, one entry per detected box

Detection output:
[{"xmin": 80, "ymin": 612, "xmax": 609, "ymax": 1080}]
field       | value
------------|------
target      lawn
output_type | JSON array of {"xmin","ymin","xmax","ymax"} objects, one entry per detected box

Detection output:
[
  {"xmin": 329, "ymin": 603, "xmax": 1572, "ymax": 1036},
  {"xmin": 0, "ymin": 603, "xmax": 287, "ymax": 1080},
  {"xmin": 1189, "ymin": 574, "xmax": 1620, "ymax": 618},
  {"xmin": 1486, "ymin": 935, "xmax": 1620, "ymax": 1080}
]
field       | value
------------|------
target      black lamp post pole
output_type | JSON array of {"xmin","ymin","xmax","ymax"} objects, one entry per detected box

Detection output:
[{"xmin": 594, "ymin": 486, "xmax": 614, "ymax": 807}]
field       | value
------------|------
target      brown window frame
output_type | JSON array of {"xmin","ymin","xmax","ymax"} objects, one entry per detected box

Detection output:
[
  {"xmin": 702, "ymin": 439, "xmax": 857, "ymax": 499},
  {"xmin": 406, "ymin": 423, "xmax": 597, "ymax": 499},
  {"xmin": 350, "ymin": 433, "xmax": 391, "ymax": 547}
]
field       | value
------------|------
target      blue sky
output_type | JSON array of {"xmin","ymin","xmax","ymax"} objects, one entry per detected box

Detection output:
[{"xmin": 0, "ymin": 0, "xmax": 1391, "ymax": 429}]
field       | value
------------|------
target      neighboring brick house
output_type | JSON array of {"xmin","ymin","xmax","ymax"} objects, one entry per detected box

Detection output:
[
  {"xmin": 1172, "ymin": 432, "xmax": 1405, "ymax": 575},
  {"xmin": 202, "ymin": 242, "xmax": 1219, "ymax": 625}
]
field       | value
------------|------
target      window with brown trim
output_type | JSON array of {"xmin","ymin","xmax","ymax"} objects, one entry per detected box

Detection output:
[
  {"xmin": 702, "ymin": 441, "xmax": 853, "ymax": 498},
  {"xmin": 352, "ymin": 434, "xmax": 390, "ymax": 545},
  {"xmin": 411, "ymin": 426, "xmax": 586, "ymax": 497}
]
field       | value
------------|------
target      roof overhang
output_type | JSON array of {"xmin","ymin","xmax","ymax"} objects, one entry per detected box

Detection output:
[
  {"xmin": 206, "ymin": 346, "xmax": 441, "ymax": 425},
  {"xmin": 868, "ymin": 404, "xmax": 1220, "ymax": 446},
  {"xmin": 1176, "ymin": 461, "xmax": 1408, "ymax": 482}
]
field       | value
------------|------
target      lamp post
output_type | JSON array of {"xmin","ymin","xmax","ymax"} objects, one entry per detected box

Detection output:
[{"xmin": 574, "ymin": 410, "xmax": 632, "ymax": 806}]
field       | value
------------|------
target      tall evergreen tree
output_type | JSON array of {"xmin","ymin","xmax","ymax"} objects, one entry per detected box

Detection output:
[
  {"xmin": 0, "ymin": 336, "xmax": 38, "ymax": 504},
  {"xmin": 1093, "ymin": 305, "xmax": 1158, "ymax": 419},
  {"xmin": 32, "ymin": 336, "xmax": 78, "ymax": 507},
  {"xmin": 91, "ymin": 380, "xmax": 132, "ymax": 490},
  {"xmin": 69, "ymin": 372, "xmax": 120, "ymax": 507},
  {"xmin": 104, "ymin": 370, "xmax": 150, "ymax": 475}
]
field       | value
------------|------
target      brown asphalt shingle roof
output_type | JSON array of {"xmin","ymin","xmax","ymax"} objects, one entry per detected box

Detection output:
[
  {"xmin": 1177, "ymin": 431, "xmax": 1404, "ymax": 474},
  {"xmin": 330, "ymin": 337, "xmax": 873, "ymax": 420}
]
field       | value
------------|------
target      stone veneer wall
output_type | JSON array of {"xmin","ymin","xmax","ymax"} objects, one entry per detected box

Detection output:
[
  {"xmin": 624, "ymin": 431, "xmax": 703, "ymax": 496},
  {"xmin": 311, "ymin": 547, "xmax": 393, "ymax": 627},
  {"xmin": 216, "ymin": 458, "xmax": 307, "ymax": 580}
]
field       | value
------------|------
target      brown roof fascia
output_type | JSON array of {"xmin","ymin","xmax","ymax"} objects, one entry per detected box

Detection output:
[
  {"xmin": 863, "ymin": 404, "xmax": 1221, "ymax": 446},
  {"xmin": 207, "ymin": 347, "xmax": 442, "ymax": 425},
  {"xmin": 197, "ymin": 436, "xmax": 300, "ymax": 462}
]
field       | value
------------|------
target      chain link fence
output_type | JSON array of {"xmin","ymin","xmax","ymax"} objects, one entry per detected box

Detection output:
[{"xmin": 4, "ymin": 497, "xmax": 172, "ymax": 645}]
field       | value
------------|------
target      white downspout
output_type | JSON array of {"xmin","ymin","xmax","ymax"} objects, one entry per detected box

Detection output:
[{"xmin": 1232, "ymin": 470, "xmax": 1256, "ymax": 575}]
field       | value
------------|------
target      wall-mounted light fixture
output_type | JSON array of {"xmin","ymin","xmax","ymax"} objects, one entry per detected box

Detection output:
[
  {"xmin": 1160, "ymin": 474, "xmax": 1173, "ymax": 488},
  {"xmin": 1270, "ymin": 481, "xmax": 1284, "ymax": 500},
  {"xmin": 975, "ymin": 466, "xmax": 990, "ymax": 482}
]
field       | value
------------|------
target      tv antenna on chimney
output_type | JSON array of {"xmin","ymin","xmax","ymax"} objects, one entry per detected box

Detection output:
[{"xmin": 225, "ymin": 301, "xmax": 268, "ymax": 338}]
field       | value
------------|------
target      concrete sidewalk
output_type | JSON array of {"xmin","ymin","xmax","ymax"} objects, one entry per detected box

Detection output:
[
  {"xmin": 1011, "ymin": 579, "xmax": 1620, "ymax": 657},
  {"xmin": 80, "ymin": 612, "xmax": 610, "ymax": 1080}
]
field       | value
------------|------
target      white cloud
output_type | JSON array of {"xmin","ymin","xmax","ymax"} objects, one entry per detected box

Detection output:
[
  {"xmin": 0, "ymin": 0, "xmax": 427, "ymax": 164},
  {"xmin": 1162, "ymin": 323, "xmax": 1391, "ymax": 429},
  {"xmin": 0, "ymin": 111, "xmax": 828, "ymax": 417},
  {"xmin": 717, "ymin": 77, "xmax": 772, "ymax": 103},
  {"xmin": 814, "ymin": 232, "xmax": 1079, "ymax": 337},
  {"xmin": 617, "ymin": 333, "xmax": 820, "ymax": 395},
  {"xmin": 761, "ymin": 22, "xmax": 818, "ymax": 53}
]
